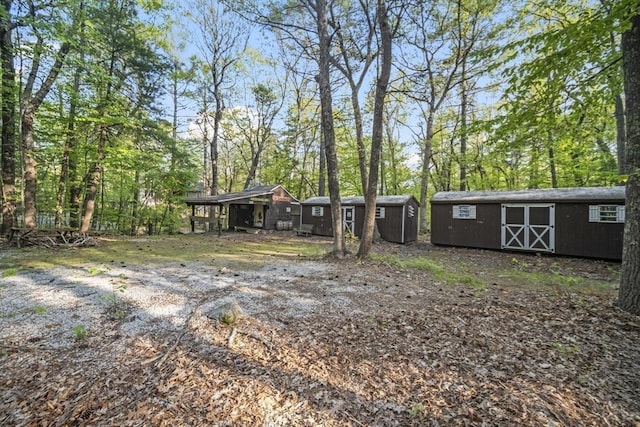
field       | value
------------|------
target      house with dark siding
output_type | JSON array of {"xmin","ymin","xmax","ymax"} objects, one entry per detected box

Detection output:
[{"xmin": 185, "ymin": 185, "xmax": 299, "ymax": 232}]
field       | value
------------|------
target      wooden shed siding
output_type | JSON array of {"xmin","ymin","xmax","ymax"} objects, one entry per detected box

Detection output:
[
  {"xmin": 300, "ymin": 206, "xmax": 331, "ymax": 236},
  {"xmin": 404, "ymin": 199, "xmax": 419, "ymax": 243},
  {"xmin": 431, "ymin": 203, "xmax": 502, "ymax": 249},
  {"xmin": 300, "ymin": 196, "xmax": 419, "ymax": 244},
  {"xmin": 352, "ymin": 206, "xmax": 365, "ymax": 238},
  {"xmin": 264, "ymin": 186, "xmax": 297, "ymax": 230},
  {"xmin": 375, "ymin": 205, "xmax": 407, "ymax": 243},
  {"xmin": 554, "ymin": 204, "xmax": 624, "ymax": 259},
  {"xmin": 397, "ymin": 199, "xmax": 420, "ymax": 243},
  {"xmin": 431, "ymin": 187, "xmax": 625, "ymax": 260}
]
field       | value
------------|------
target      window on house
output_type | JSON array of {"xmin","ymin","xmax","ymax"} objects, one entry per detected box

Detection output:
[
  {"xmin": 375, "ymin": 207, "xmax": 386, "ymax": 219},
  {"xmin": 453, "ymin": 205, "xmax": 476, "ymax": 219},
  {"xmin": 408, "ymin": 205, "xmax": 415, "ymax": 218},
  {"xmin": 311, "ymin": 206, "xmax": 324, "ymax": 217},
  {"xmin": 589, "ymin": 205, "xmax": 624, "ymax": 223}
]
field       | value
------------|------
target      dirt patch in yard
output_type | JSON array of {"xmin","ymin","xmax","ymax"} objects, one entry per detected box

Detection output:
[{"xmin": 1, "ymin": 233, "xmax": 638, "ymax": 426}]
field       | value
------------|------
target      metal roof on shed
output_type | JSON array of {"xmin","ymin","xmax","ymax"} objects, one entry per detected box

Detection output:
[
  {"xmin": 431, "ymin": 186, "xmax": 626, "ymax": 203},
  {"xmin": 185, "ymin": 184, "xmax": 298, "ymax": 205},
  {"xmin": 302, "ymin": 195, "xmax": 418, "ymax": 206}
]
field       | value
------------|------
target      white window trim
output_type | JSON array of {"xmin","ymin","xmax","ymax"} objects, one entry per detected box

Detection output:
[
  {"xmin": 311, "ymin": 206, "xmax": 324, "ymax": 217},
  {"xmin": 375, "ymin": 207, "xmax": 386, "ymax": 219},
  {"xmin": 589, "ymin": 205, "xmax": 625, "ymax": 223}
]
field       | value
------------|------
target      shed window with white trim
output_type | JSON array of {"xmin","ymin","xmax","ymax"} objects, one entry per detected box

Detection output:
[
  {"xmin": 311, "ymin": 206, "xmax": 324, "ymax": 217},
  {"xmin": 453, "ymin": 205, "xmax": 476, "ymax": 219},
  {"xmin": 589, "ymin": 205, "xmax": 625, "ymax": 223},
  {"xmin": 375, "ymin": 207, "xmax": 386, "ymax": 219},
  {"xmin": 408, "ymin": 205, "xmax": 415, "ymax": 217}
]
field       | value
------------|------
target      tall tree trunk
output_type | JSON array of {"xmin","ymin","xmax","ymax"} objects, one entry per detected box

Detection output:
[
  {"xmin": 165, "ymin": 60, "xmax": 180, "ymax": 234},
  {"xmin": 57, "ymin": 11, "xmax": 85, "ymax": 229},
  {"xmin": 211, "ymin": 98, "xmax": 222, "ymax": 195},
  {"xmin": 609, "ymin": 29, "xmax": 626, "ymax": 176},
  {"xmin": 130, "ymin": 169, "xmax": 140, "ymax": 235},
  {"xmin": 618, "ymin": 13, "xmax": 640, "ymax": 315},
  {"xmin": 79, "ymin": 125, "xmax": 107, "ymax": 233},
  {"xmin": 209, "ymin": 101, "xmax": 223, "ymax": 232},
  {"xmin": 546, "ymin": 98, "xmax": 558, "ymax": 188},
  {"xmin": 329, "ymin": 3, "xmax": 377, "ymax": 196},
  {"xmin": 21, "ymin": 105, "xmax": 38, "ymax": 228},
  {"xmin": 315, "ymin": 0, "xmax": 344, "ymax": 256},
  {"xmin": 548, "ymin": 146, "xmax": 558, "ymax": 188},
  {"xmin": 615, "ymin": 94, "xmax": 626, "ymax": 174},
  {"xmin": 357, "ymin": 0, "xmax": 392, "ymax": 258},
  {"xmin": 189, "ymin": 0, "xmax": 247, "ymax": 195},
  {"xmin": 419, "ymin": 112, "xmax": 434, "ymax": 234},
  {"xmin": 528, "ymin": 141, "xmax": 541, "ymax": 188},
  {"xmin": 1, "ymin": 1, "xmax": 16, "ymax": 235},
  {"xmin": 459, "ymin": 61, "xmax": 468, "ymax": 191},
  {"xmin": 202, "ymin": 120, "xmax": 210, "ymax": 193},
  {"xmin": 56, "ymin": 63, "xmax": 82, "ymax": 228},
  {"xmin": 318, "ymin": 130, "xmax": 326, "ymax": 196},
  {"xmin": 79, "ymin": 33, "xmax": 130, "ymax": 233},
  {"xmin": 384, "ymin": 115, "xmax": 395, "ymax": 193},
  {"xmin": 244, "ymin": 144, "xmax": 262, "ymax": 189},
  {"xmin": 68, "ymin": 172, "xmax": 82, "ymax": 228},
  {"xmin": 352, "ymin": 91, "xmax": 369, "ymax": 194},
  {"xmin": 20, "ymin": 39, "xmax": 70, "ymax": 229}
]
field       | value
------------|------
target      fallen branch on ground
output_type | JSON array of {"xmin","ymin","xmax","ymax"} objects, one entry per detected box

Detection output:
[{"xmin": 143, "ymin": 303, "xmax": 202, "ymax": 368}]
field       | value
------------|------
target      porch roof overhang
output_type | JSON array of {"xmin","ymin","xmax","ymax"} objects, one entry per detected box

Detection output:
[
  {"xmin": 185, "ymin": 184, "xmax": 299, "ymax": 207},
  {"xmin": 186, "ymin": 191, "xmax": 272, "ymax": 206}
]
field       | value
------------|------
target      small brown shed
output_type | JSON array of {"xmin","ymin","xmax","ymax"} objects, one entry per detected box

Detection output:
[
  {"xmin": 185, "ymin": 185, "xmax": 299, "ymax": 232},
  {"xmin": 430, "ymin": 186, "xmax": 626, "ymax": 260},
  {"xmin": 300, "ymin": 195, "xmax": 419, "ymax": 244}
]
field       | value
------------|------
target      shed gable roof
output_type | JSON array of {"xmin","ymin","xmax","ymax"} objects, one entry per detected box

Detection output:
[
  {"xmin": 186, "ymin": 184, "xmax": 298, "ymax": 206},
  {"xmin": 431, "ymin": 186, "xmax": 626, "ymax": 204}
]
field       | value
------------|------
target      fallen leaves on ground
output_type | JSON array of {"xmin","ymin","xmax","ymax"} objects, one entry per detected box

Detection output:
[{"xmin": 1, "ymin": 234, "xmax": 639, "ymax": 426}]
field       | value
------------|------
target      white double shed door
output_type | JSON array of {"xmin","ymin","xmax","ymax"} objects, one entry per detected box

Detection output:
[{"xmin": 501, "ymin": 204, "xmax": 555, "ymax": 253}]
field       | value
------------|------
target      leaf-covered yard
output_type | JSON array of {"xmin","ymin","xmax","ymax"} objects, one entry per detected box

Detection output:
[{"xmin": 1, "ymin": 233, "xmax": 638, "ymax": 426}]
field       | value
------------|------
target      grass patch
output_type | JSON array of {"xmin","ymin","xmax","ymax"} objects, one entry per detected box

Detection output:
[
  {"xmin": 1, "ymin": 234, "xmax": 329, "ymax": 272},
  {"xmin": 553, "ymin": 342, "xmax": 579, "ymax": 358},
  {"xmin": 500, "ymin": 269, "xmax": 617, "ymax": 294},
  {"xmin": 424, "ymin": 250, "xmax": 618, "ymax": 296},
  {"xmin": 368, "ymin": 249, "xmax": 612, "ymax": 295},
  {"xmin": 370, "ymin": 253, "xmax": 485, "ymax": 291},
  {"xmin": 409, "ymin": 402, "xmax": 425, "ymax": 417},
  {"xmin": 2, "ymin": 234, "xmax": 613, "ymax": 297},
  {"xmin": 87, "ymin": 267, "xmax": 106, "ymax": 276},
  {"xmin": 2, "ymin": 267, "xmax": 19, "ymax": 278},
  {"xmin": 30, "ymin": 306, "xmax": 47, "ymax": 315},
  {"xmin": 73, "ymin": 325, "xmax": 88, "ymax": 341}
]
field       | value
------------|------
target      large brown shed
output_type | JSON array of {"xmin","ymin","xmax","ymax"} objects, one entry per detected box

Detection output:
[
  {"xmin": 430, "ymin": 186, "xmax": 626, "ymax": 260},
  {"xmin": 185, "ymin": 185, "xmax": 299, "ymax": 232},
  {"xmin": 300, "ymin": 195, "xmax": 419, "ymax": 244}
]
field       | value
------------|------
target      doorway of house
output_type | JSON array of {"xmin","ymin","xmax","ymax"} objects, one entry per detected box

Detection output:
[{"xmin": 253, "ymin": 204, "xmax": 264, "ymax": 228}]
